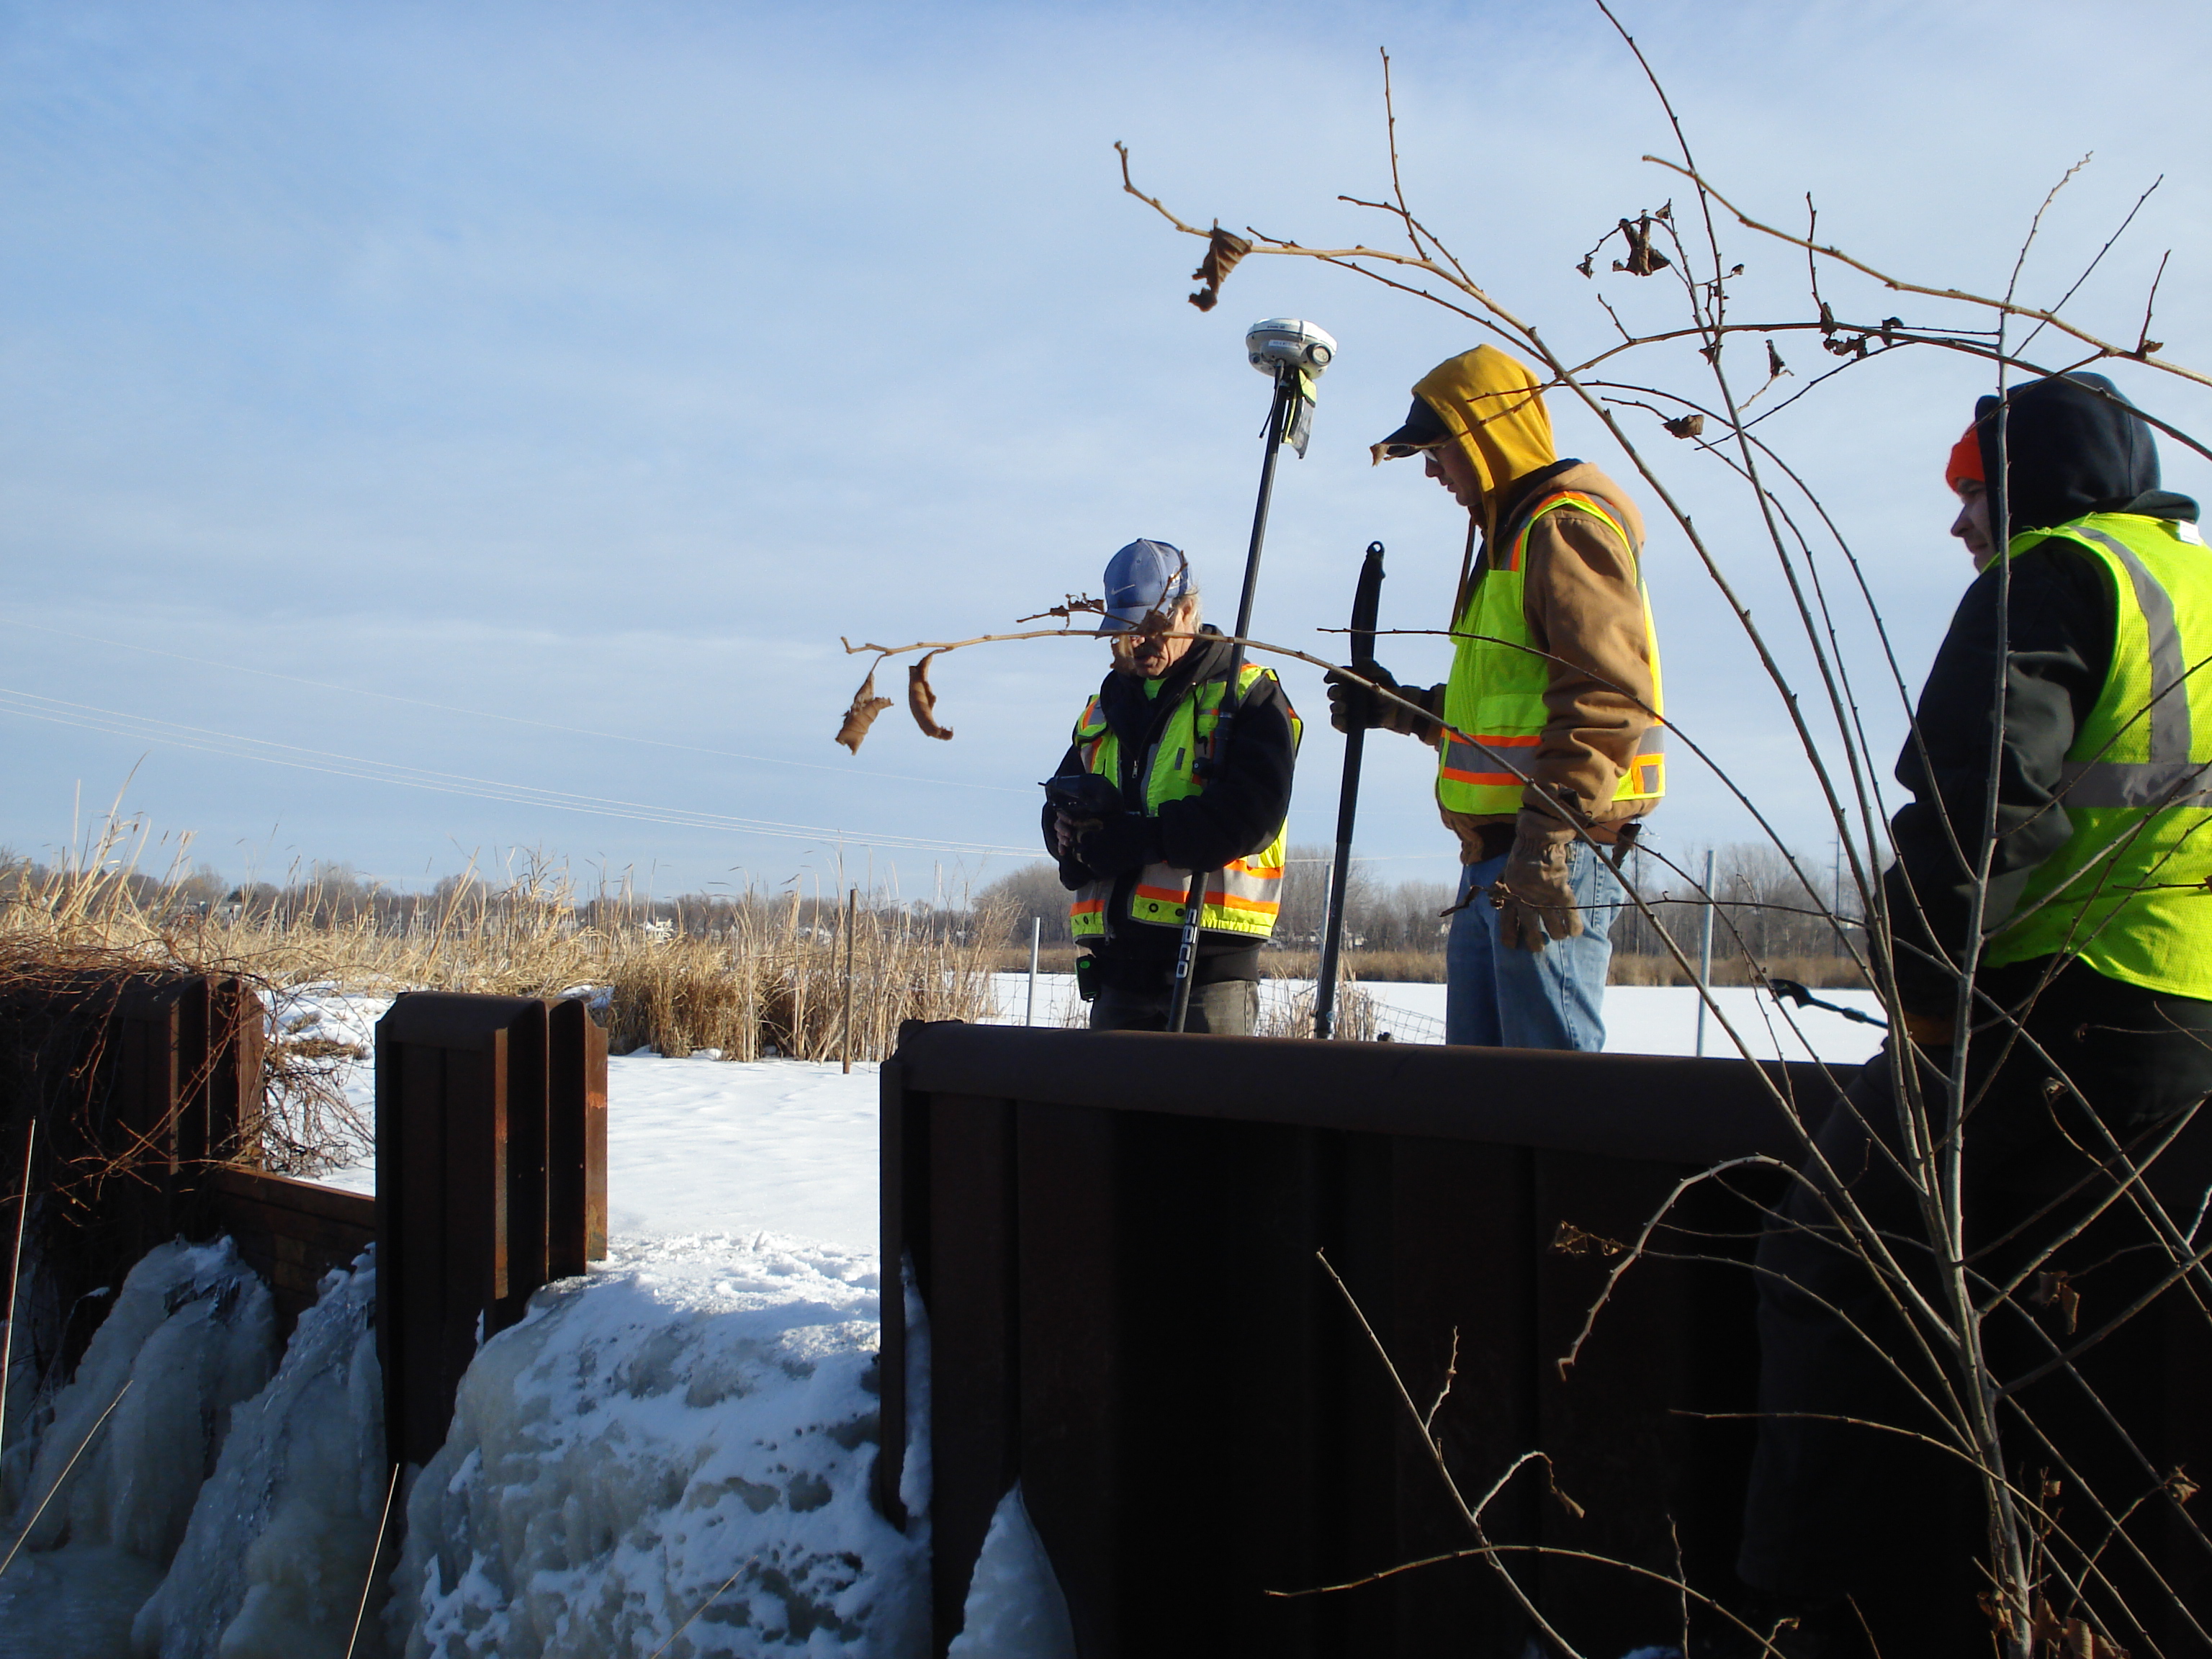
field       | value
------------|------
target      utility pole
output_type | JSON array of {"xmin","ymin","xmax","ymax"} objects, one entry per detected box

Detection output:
[
  {"xmin": 840, "ymin": 886, "xmax": 858, "ymax": 1074},
  {"xmin": 1025, "ymin": 915, "xmax": 1041, "ymax": 1027},
  {"xmin": 1694, "ymin": 848, "xmax": 1717, "ymax": 1058}
]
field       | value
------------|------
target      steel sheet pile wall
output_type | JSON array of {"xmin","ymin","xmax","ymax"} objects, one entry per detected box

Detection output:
[
  {"xmin": 1, "ymin": 972, "xmax": 272, "ymax": 1362},
  {"xmin": 375, "ymin": 993, "xmax": 608, "ymax": 1467},
  {"xmin": 879, "ymin": 1022, "xmax": 2212, "ymax": 1658},
  {"xmin": 210, "ymin": 1164, "xmax": 375, "ymax": 1326}
]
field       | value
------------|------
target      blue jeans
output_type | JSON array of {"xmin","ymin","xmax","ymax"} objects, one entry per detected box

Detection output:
[{"xmin": 1444, "ymin": 841, "xmax": 1622, "ymax": 1051}]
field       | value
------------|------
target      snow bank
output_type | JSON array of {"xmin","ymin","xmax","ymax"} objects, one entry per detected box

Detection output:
[
  {"xmin": 132, "ymin": 1246, "xmax": 385, "ymax": 1659},
  {"xmin": 943, "ymin": 1486, "xmax": 1073, "ymax": 1659},
  {"xmin": 385, "ymin": 1229, "xmax": 925, "ymax": 1658},
  {"xmin": 0, "ymin": 1238, "xmax": 278, "ymax": 1658}
]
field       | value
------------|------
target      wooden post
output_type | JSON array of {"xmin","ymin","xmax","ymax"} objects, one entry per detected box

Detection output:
[{"xmin": 842, "ymin": 887, "xmax": 858, "ymax": 1074}]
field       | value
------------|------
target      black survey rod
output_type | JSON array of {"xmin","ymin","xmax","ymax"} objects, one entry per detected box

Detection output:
[
  {"xmin": 1314, "ymin": 541, "xmax": 1385, "ymax": 1039},
  {"xmin": 1166, "ymin": 368, "xmax": 1298, "ymax": 1033}
]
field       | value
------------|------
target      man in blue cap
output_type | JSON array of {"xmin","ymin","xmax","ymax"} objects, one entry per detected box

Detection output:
[{"xmin": 1043, "ymin": 539, "xmax": 1302, "ymax": 1032}]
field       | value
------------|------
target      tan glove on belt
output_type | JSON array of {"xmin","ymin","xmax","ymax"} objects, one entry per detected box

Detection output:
[{"xmin": 1491, "ymin": 814, "xmax": 1583, "ymax": 953}]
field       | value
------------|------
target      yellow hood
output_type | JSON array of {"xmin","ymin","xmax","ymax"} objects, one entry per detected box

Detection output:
[{"xmin": 1382, "ymin": 346, "xmax": 1556, "ymax": 532}]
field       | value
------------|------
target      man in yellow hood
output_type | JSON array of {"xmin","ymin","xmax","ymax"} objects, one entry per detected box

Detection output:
[{"xmin": 1329, "ymin": 344, "xmax": 1664, "ymax": 1051}]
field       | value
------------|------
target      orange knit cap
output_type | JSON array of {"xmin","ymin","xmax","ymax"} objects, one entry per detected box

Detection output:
[{"xmin": 1945, "ymin": 425, "xmax": 1984, "ymax": 490}]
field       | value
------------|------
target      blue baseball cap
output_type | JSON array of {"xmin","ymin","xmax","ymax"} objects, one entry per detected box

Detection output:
[{"xmin": 1098, "ymin": 539, "xmax": 1192, "ymax": 634}]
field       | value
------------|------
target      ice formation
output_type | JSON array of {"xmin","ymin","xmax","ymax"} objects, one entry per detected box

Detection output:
[
  {"xmin": 943, "ymin": 1486, "xmax": 1075, "ymax": 1659},
  {"xmin": 132, "ymin": 1246, "xmax": 386, "ymax": 1659},
  {"xmin": 0, "ymin": 1238, "xmax": 277, "ymax": 1658},
  {"xmin": 385, "ymin": 1228, "xmax": 926, "ymax": 1658}
]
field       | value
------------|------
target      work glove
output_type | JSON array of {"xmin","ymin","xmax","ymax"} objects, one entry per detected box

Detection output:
[
  {"xmin": 1074, "ymin": 812, "xmax": 1164, "ymax": 878},
  {"xmin": 1491, "ymin": 814, "xmax": 1583, "ymax": 953},
  {"xmin": 1324, "ymin": 664, "xmax": 1442, "ymax": 739}
]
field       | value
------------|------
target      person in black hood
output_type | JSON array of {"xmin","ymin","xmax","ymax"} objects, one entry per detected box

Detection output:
[
  {"xmin": 1960, "ymin": 368, "xmax": 2188, "ymax": 553},
  {"xmin": 1889, "ymin": 371, "xmax": 2203, "ymax": 1025},
  {"xmin": 1043, "ymin": 539, "xmax": 1300, "ymax": 1034},
  {"xmin": 1730, "ymin": 374, "xmax": 2212, "ymax": 1653}
]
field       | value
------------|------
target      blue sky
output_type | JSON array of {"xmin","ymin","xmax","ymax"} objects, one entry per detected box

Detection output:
[{"xmin": 4, "ymin": 0, "xmax": 2208, "ymax": 901}]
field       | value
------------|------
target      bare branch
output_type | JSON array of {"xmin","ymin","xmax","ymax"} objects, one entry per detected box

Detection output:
[{"xmin": 1645, "ymin": 156, "xmax": 2211, "ymax": 387}]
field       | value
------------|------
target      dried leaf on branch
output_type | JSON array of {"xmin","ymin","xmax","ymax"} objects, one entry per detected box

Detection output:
[
  {"xmin": 1663, "ymin": 413, "xmax": 1706, "ymax": 439},
  {"xmin": 1015, "ymin": 594, "xmax": 1107, "ymax": 624},
  {"xmin": 835, "ymin": 662, "xmax": 894, "ymax": 754},
  {"xmin": 1189, "ymin": 224, "xmax": 1253, "ymax": 312},
  {"xmin": 1614, "ymin": 212, "xmax": 1672, "ymax": 276},
  {"xmin": 907, "ymin": 650, "xmax": 954, "ymax": 741}
]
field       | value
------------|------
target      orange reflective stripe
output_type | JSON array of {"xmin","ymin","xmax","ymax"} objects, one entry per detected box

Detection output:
[
  {"xmin": 1070, "ymin": 898, "xmax": 1105, "ymax": 915},
  {"xmin": 1130, "ymin": 884, "xmax": 1279, "ymax": 917},
  {"xmin": 1442, "ymin": 734, "xmax": 1533, "ymax": 790},
  {"xmin": 1209, "ymin": 891, "xmax": 1280, "ymax": 916}
]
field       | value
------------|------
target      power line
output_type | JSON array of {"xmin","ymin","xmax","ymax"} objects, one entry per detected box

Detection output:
[
  {"xmin": 0, "ymin": 613, "xmax": 1028, "ymax": 796},
  {"xmin": 0, "ymin": 686, "xmax": 1035, "ymax": 859}
]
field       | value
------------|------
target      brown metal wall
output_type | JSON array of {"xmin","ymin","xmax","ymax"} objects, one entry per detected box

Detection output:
[
  {"xmin": 1, "ymin": 972, "xmax": 270, "ymax": 1374},
  {"xmin": 878, "ymin": 1022, "xmax": 1830, "ymax": 1656},
  {"xmin": 889, "ymin": 1023, "xmax": 2110, "ymax": 1656},
  {"xmin": 4, "ymin": 977, "xmax": 613, "ymax": 1478},
  {"xmin": 374, "ymin": 992, "xmax": 608, "ymax": 1469},
  {"xmin": 208, "ymin": 1164, "xmax": 376, "ymax": 1327}
]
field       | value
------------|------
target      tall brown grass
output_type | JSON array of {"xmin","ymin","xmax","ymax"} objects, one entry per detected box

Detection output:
[
  {"xmin": 1606, "ymin": 951, "xmax": 1870, "ymax": 989},
  {"xmin": 1, "ymin": 818, "xmax": 1004, "ymax": 1073}
]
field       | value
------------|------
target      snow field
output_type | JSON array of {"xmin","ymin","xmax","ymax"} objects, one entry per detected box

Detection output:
[{"xmin": 987, "ymin": 972, "xmax": 1887, "ymax": 1066}]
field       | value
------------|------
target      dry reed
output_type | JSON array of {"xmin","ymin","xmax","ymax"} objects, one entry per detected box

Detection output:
[{"xmin": 1, "ymin": 815, "xmax": 1005, "ymax": 1143}]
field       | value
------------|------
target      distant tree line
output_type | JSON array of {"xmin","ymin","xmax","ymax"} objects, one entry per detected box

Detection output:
[
  {"xmin": 2, "ymin": 840, "xmax": 1863, "ymax": 977},
  {"xmin": 972, "ymin": 837, "xmax": 1864, "ymax": 978}
]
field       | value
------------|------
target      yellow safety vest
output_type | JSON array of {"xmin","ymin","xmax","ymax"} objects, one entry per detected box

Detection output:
[
  {"xmin": 1067, "ymin": 663, "xmax": 1299, "ymax": 942},
  {"xmin": 1984, "ymin": 512, "xmax": 2212, "ymax": 997},
  {"xmin": 1437, "ymin": 490, "xmax": 1665, "ymax": 817}
]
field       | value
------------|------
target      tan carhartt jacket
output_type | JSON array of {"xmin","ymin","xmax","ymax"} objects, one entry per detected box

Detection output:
[{"xmin": 1375, "ymin": 346, "xmax": 1663, "ymax": 861}]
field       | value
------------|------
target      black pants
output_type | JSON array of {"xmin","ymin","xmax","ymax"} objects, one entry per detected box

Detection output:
[
  {"xmin": 1089, "ymin": 976, "xmax": 1259, "ymax": 1035},
  {"xmin": 1739, "ymin": 960, "xmax": 2212, "ymax": 1624}
]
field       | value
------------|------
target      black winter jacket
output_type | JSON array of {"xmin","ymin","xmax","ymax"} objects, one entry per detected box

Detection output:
[
  {"xmin": 1886, "ymin": 372, "xmax": 2201, "ymax": 1016},
  {"xmin": 1043, "ymin": 628, "xmax": 1298, "ymax": 978}
]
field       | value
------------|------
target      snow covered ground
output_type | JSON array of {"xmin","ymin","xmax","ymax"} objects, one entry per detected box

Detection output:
[{"xmin": 989, "ymin": 972, "xmax": 1886, "ymax": 1068}]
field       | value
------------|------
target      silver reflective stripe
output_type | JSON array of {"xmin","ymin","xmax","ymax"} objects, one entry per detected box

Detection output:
[
  {"xmin": 2057, "ymin": 757, "xmax": 2212, "ymax": 809},
  {"xmin": 2075, "ymin": 526, "xmax": 2192, "ymax": 766}
]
